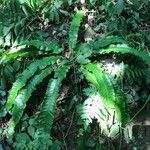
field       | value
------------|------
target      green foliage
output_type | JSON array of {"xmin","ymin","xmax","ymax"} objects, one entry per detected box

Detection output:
[
  {"xmin": 69, "ymin": 10, "xmax": 85, "ymax": 50},
  {"xmin": 3, "ymin": 9, "xmax": 87, "ymax": 143},
  {"xmin": 18, "ymin": 0, "xmax": 43, "ymax": 10},
  {"xmin": 90, "ymin": 36, "xmax": 127, "ymax": 49},
  {"xmin": 99, "ymin": 44, "xmax": 150, "ymax": 66},
  {"xmin": 6, "ymin": 56, "xmax": 59, "ymax": 111},
  {"xmin": 38, "ymin": 63, "xmax": 70, "ymax": 133},
  {"xmin": 0, "ymin": 0, "xmax": 39, "ymax": 46},
  {"xmin": 7, "ymin": 66, "xmax": 54, "ymax": 135},
  {"xmin": 78, "ymin": 87, "xmax": 121, "ymax": 138},
  {"xmin": 124, "ymin": 65, "xmax": 147, "ymax": 79},
  {"xmin": 0, "ymin": 1, "xmax": 150, "ymax": 149},
  {"xmin": 0, "ymin": 48, "xmax": 29, "ymax": 64},
  {"xmin": 21, "ymin": 40, "xmax": 63, "ymax": 54},
  {"xmin": 83, "ymin": 63, "xmax": 129, "ymax": 126},
  {"xmin": 42, "ymin": 0, "xmax": 63, "ymax": 23},
  {"xmin": 0, "ymin": 0, "xmax": 64, "ymax": 46},
  {"xmin": 76, "ymin": 43, "xmax": 92, "ymax": 64}
]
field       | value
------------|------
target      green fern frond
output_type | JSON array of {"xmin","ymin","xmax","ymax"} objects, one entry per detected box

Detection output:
[
  {"xmin": 6, "ymin": 56, "xmax": 59, "ymax": 111},
  {"xmin": 78, "ymin": 86, "xmax": 128, "ymax": 137},
  {"xmin": 113, "ymin": 86, "xmax": 130, "ymax": 125},
  {"xmin": 18, "ymin": 0, "xmax": 43, "ymax": 10},
  {"xmin": 38, "ymin": 63, "xmax": 70, "ymax": 133},
  {"xmin": 75, "ymin": 43, "xmax": 92, "ymax": 64},
  {"xmin": 82, "ymin": 63, "xmax": 129, "ymax": 125},
  {"xmin": 78, "ymin": 87, "xmax": 109, "ymax": 130},
  {"xmin": 83, "ymin": 64, "xmax": 115, "ymax": 107},
  {"xmin": 0, "ymin": 48, "xmax": 30, "ymax": 64},
  {"xmin": 100, "ymin": 44, "xmax": 150, "ymax": 66},
  {"xmin": 69, "ymin": 10, "xmax": 85, "ymax": 50},
  {"xmin": 90, "ymin": 36, "xmax": 127, "ymax": 50},
  {"xmin": 22, "ymin": 40, "xmax": 62, "ymax": 54},
  {"xmin": 42, "ymin": 0, "xmax": 61, "ymax": 23},
  {"xmin": 49, "ymin": 5, "xmax": 60, "ymax": 23},
  {"xmin": 124, "ymin": 65, "xmax": 147, "ymax": 79},
  {"xmin": 7, "ymin": 66, "xmax": 53, "ymax": 136},
  {"xmin": 78, "ymin": 93, "xmax": 117, "ymax": 133}
]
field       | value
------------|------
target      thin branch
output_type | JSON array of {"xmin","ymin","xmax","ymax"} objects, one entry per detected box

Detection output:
[{"xmin": 129, "ymin": 94, "xmax": 150, "ymax": 123}]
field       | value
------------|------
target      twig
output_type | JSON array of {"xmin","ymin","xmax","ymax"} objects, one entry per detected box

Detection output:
[
  {"xmin": 65, "ymin": 109, "xmax": 75, "ymax": 138},
  {"xmin": 107, "ymin": 138, "xmax": 116, "ymax": 150},
  {"xmin": 118, "ymin": 129, "xmax": 122, "ymax": 150},
  {"xmin": 129, "ymin": 94, "xmax": 150, "ymax": 123},
  {"xmin": 62, "ymin": 131, "xmax": 68, "ymax": 150}
]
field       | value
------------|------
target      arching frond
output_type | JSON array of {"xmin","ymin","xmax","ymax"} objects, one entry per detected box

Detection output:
[
  {"xmin": 38, "ymin": 63, "xmax": 70, "ymax": 133},
  {"xmin": 21, "ymin": 40, "xmax": 62, "ymax": 54},
  {"xmin": 90, "ymin": 36, "xmax": 127, "ymax": 50},
  {"xmin": 6, "ymin": 56, "xmax": 59, "ymax": 111},
  {"xmin": 78, "ymin": 91, "xmax": 120, "ymax": 137},
  {"xmin": 42, "ymin": 0, "xmax": 62, "ymax": 23},
  {"xmin": 99, "ymin": 44, "xmax": 150, "ymax": 66},
  {"xmin": 0, "ymin": 48, "xmax": 30, "ymax": 64},
  {"xmin": 7, "ymin": 66, "xmax": 53, "ymax": 136},
  {"xmin": 83, "ymin": 64, "xmax": 115, "ymax": 107},
  {"xmin": 78, "ymin": 86, "xmax": 109, "ymax": 130},
  {"xmin": 124, "ymin": 64, "xmax": 147, "ymax": 79},
  {"xmin": 69, "ymin": 10, "xmax": 85, "ymax": 50},
  {"xmin": 82, "ymin": 63, "xmax": 129, "ymax": 125}
]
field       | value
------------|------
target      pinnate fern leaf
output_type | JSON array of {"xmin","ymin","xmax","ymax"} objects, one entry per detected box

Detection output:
[
  {"xmin": 83, "ymin": 63, "xmax": 129, "ymax": 125},
  {"xmin": 116, "ymin": 0, "xmax": 124, "ymax": 15},
  {"xmin": 78, "ymin": 85, "xmax": 128, "ymax": 137},
  {"xmin": 83, "ymin": 64, "xmax": 115, "ymax": 107},
  {"xmin": 100, "ymin": 44, "xmax": 150, "ymax": 66},
  {"xmin": 38, "ymin": 62, "xmax": 70, "ymax": 133},
  {"xmin": 78, "ymin": 91, "xmax": 109, "ymax": 130},
  {"xmin": 90, "ymin": 36, "xmax": 127, "ymax": 50},
  {"xmin": 78, "ymin": 93, "xmax": 121, "ymax": 138},
  {"xmin": 7, "ymin": 66, "xmax": 54, "ymax": 136},
  {"xmin": 0, "ymin": 48, "xmax": 29, "ymax": 64},
  {"xmin": 6, "ymin": 56, "xmax": 59, "ymax": 111},
  {"xmin": 22, "ymin": 40, "xmax": 62, "ymax": 54},
  {"xmin": 124, "ymin": 65, "xmax": 147, "ymax": 79},
  {"xmin": 69, "ymin": 10, "xmax": 85, "ymax": 50}
]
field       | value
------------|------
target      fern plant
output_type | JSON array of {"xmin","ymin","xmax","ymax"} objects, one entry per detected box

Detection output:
[
  {"xmin": 0, "ymin": 0, "xmax": 62, "ymax": 47},
  {"xmin": 3, "ymin": 10, "xmax": 86, "ymax": 141},
  {"xmin": 2, "ymin": 9, "xmax": 150, "ymax": 149}
]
